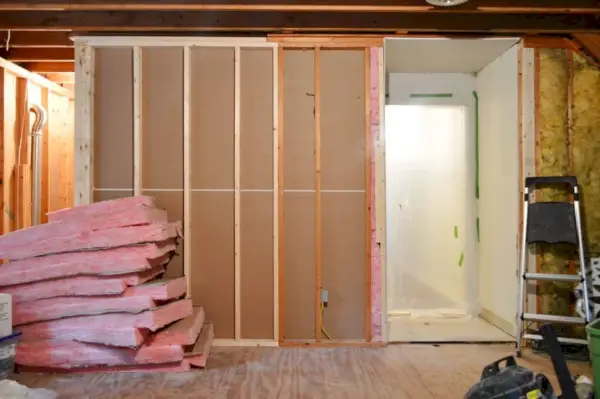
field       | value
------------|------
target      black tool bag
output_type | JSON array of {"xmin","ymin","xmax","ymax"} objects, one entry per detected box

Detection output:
[{"xmin": 465, "ymin": 356, "xmax": 557, "ymax": 399}]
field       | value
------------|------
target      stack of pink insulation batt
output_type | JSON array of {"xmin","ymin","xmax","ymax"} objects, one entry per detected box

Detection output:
[{"xmin": 0, "ymin": 196, "xmax": 214, "ymax": 373}]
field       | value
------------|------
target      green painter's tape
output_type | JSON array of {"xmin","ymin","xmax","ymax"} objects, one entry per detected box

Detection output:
[
  {"xmin": 476, "ymin": 217, "xmax": 480, "ymax": 243},
  {"xmin": 458, "ymin": 252, "xmax": 464, "ymax": 267},
  {"xmin": 454, "ymin": 225, "xmax": 459, "ymax": 239},
  {"xmin": 473, "ymin": 91, "xmax": 480, "ymax": 200},
  {"xmin": 409, "ymin": 93, "xmax": 453, "ymax": 98}
]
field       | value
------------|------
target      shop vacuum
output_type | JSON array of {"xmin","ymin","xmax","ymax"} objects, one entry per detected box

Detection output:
[{"xmin": 465, "ymin": 324, "xmax": 593, "ymax": 399}]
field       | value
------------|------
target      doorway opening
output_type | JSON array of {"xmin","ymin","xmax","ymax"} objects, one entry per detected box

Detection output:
[{"xmin": 385, "ymin": 37, "xmax": 520, "ymax": 342}]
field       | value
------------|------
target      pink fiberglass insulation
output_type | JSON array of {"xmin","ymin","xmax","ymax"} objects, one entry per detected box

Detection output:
[
  {"xmin": 125, "ymin": 277, "xmax": 187, "ymax": 301},
  {"xmin": 14, "ymin": 295, "xmax": 159, "ymax": 325},
  {"xmin": 1, "ymin": 222, "xmax": 182, "ymax": 261},
  {"xmin": 47, "ymin": 196, "xmax": 155, "ymax": 223},
  {"xmin": 0, "ymin": 206, "xmax": 167, "ymax": 250},
  {"xmin": 3, "ymin": 267, "xmax": 166, "ymax": 304},
  {"xmin": 151, "ymin": 306, "xmax": 205, "ymax": 346},
  {"xmin": 183, "ymin": 322, "xmax": 214, "ymax": 369},
  {"xmin": 16, "ymin": 340, "xmax": 185, "ymax": 368},
  {"xmin": 0, "ymin": 240, "xmax": 176, "ymax": 287},
  {"xmin": 17, "ymin": 299, "xmax": 193, "ymax": 333},
  {"xmin": 19, "ymin": 324, "xmax": 148, "ymax": 348},
  {"xmin": 369, "ymin": 47, "xmax": 382, "ymax": 342},
  {"xmin": 19, "ymin": 361, "xmax": 192, "ymax": 374}
]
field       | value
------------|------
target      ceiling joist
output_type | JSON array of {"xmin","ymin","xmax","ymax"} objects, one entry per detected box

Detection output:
[
  {"xmin": 0, "ymin": 30, "xmax": 72, "ymax": 47},
  {"xmin": 4, "ymin": 47, "xmax": 74, "ymax": 62},
  {"xmin": 19, "ymin": 61, "xmax": 74, "ymax": 73},
  {"xmin": 0, "ymin": 11, "xmax": 598, "ymax": 32},
  {"xmin": 0, "ymin": 0, "xmax": 596, "ymax": 13}
]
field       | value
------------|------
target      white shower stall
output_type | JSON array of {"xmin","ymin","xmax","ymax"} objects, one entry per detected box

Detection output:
[{"xmin": 384, "ymin": 38, "xmax": 523, "ymax": 342}]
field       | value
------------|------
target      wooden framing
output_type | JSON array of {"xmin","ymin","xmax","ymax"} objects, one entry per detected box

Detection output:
[
  {"xmin": 272, "ymin": 46, "xmax": 280, "ymax": 342},
  {"xmin": 233, "ymin": 45, "xmax": 242, "ymax": 341},
  {"xmin": 75, "ymin": 35, "xmax": 382, "ymax": 347},
  {"xmin": 74, "ymin": 42, "xmax": 94, "ymax": 206},
  {"xmin": 74, "ymin": 36, "xmax": 280, "ymax": 346},
  {"xmin": 313, "ymin": 46, "xmax": 322, "ymax": 342},
  {"xmin": 363, "ymin": 48, "xmax": 372, "ymax": 342},
  {"xmin": 520, "ymin": 47, "xmax": 537, "ymax": 318},
  {"xmin": 132, "ymin": 46, "xmax": 142, "ymax": 196},
  {"xmin": 183, "ymin": 46, "xmax": 191, "ymax": 299},
  {"xmin": 376, "ymin": 45, "xmax": 387, "ymax": 342},
  {"xmin": 276, "ymin": 46, "xmax": 285, "ymax": 343}
]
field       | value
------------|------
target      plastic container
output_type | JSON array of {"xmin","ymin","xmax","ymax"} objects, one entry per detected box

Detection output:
[
  {"xmin": 0, "ymin": 332, "xmax": 21, "ymax": 381},
  {"xmin": 585, "ymin": 318, "xmax": 600, "ymax": 399}
]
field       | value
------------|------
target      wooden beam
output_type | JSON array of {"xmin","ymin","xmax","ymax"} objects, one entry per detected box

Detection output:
[
  {"xmin": 272, "ymin": 45, "xmax": 279, "ymax": 342},
  {"xmin": 0, "ymin": 11, "xmax": 599, "ymax": 33},
  {"xmin": 268, "ymin": 34, "xmax": 384, "ymax": 48},
  {"xmin": 572, "ymin": 33, "xmax": 600, "ymax": 65},
  {"xmin": 0, "ymin": 0, "xmax": 596, "ymax": 13},
  {"xmin": 73, "ymin": 43, "xmax": 93, "ymax": 206},
  {"xmin": 522, "ymin": 36, "xmax": 573, "ymax": 49},
  {"xmin": 40, "ymin": 72, "xmax": 74, "ymax": 83},
  {"xmin": 7, "ymin": 48, "xmax": 74, "ymax": 62},
  {"xmin": 20, "ymin": 62, "xmax": 74, "ymax": 73},
  {"xmin": 0, "ymin": 31, "xmax": 73, "ymax": 47},
  {"xmin": 314, "ymin": 46, "xmax": 322, "ymax": 342}
]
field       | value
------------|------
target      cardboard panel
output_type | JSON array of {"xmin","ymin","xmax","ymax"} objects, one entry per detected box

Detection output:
[
  {"xmin": 93, "ymin": 190, "xmax": 134, "ymax": 202},
  {"xmin": 189, "ymin": 47, "xmax": 235, "ymax": 339},
  {"xmin": 283, "ymin": 192, "xmax": 315, "ymax": 340},
  {"xmin": 283, "ymin": 50, "xmax": 315, "ymax": 190},
  {"xmin": 282, "ymin": 49, "xmax": 316, "ymax": 340},
  {"xmin": 190, "ymin": 192, "xmax": 235, "ymax": 339},
  {"xmin": 93, "ymin": 48, "xmax": 133, "ymax": 189},
  {"xmin": 190, "ymin": 47, "xmax": 234, "ymax": 190},
  {"xmin": 321, "ymin": 193, "xmax": 366, "ymax": 339},
  {"xmin": 142, "ymin": 190, "xmax": 184, "ymax": 278},
  {"xmin": 141, "ymin": 47, "xmax": 184, "ymax": 190},
  {"xmin": 240, "ymin": 193, "xmax": 274, "ymax": 339},
  {"xmin": 240, "ymin": 48, "xmax": 274, "ymax": 339},
  {"xmin": 319, "ymin": 50, "xmax": 367, "ymax": 339}
]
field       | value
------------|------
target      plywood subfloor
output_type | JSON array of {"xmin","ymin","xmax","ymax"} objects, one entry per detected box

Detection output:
[
  {"xmin": 16, "ymin": 345, "xmax": 590, "ymax": 398},
  {"xmin": 388, "ymin": 316, "xmax": 513, "ymax": 342}
]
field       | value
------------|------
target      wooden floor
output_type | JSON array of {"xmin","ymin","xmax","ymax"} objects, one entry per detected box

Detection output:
[{"xmin": 16, "ymin": 344, "xmax": 592, "ymax": 398}]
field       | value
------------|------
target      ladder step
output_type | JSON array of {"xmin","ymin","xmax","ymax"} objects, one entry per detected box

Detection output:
[
  {"xmin": 523, "ymin": 333, "xmax": 588, "ymax": 346},
  {"xmin": 522, "ymin": 313, "xmax": 585, "ymax": 324},
  {"xmin": 524, "ymin": 273, "xmax": 581, "ymax": 282}
]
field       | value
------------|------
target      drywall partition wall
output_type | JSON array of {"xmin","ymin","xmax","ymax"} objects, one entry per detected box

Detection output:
[
  {"xmin": 476, "ymin": 44, "xmax": 520, "ymax": 333},
  {"xmin": 280, "ymin": 47, "xmax": 368, "ymax": 342},
  {"xmin": 76, "ymin": 36, "xmax": 386, "ymax": 346},
  {"xmin": 386, "ymin": 72, "xmax": 478, "ymax": 315},
  {"xmin": 0, "ymin": 57, "xmax": 74, "ymax": 235},
  {"xmin": 82, "ymin": 38, "xmax": 278, "ymax": 344}
]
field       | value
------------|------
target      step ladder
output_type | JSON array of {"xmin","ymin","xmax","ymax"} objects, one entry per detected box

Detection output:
[{"xmin": 516, "ymin": 176, "xmax": 591, "ymax": 357}]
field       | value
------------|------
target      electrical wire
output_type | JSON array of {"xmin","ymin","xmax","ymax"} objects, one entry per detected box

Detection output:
[{"xmin": 320, "ymin": 303, "xmax": 332, "ymax": 340}]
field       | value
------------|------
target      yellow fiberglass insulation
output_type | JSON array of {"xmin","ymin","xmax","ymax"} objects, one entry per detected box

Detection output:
[{"xmin": 537, "ymin": 49, "xmax": 573, "ymax": 319}]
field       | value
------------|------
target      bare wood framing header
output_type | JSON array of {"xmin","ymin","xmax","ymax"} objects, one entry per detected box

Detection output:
[
  {"xmin": 0, "ymin": 56, "xmax": 73, "ymax": 98},
  {"xmin": 73, "ymin": 36, "xmax": 277, "ymax": 47}
]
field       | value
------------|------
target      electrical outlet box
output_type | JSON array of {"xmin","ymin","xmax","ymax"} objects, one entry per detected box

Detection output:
[{"xmin": 320, "ymin": 289, "xmax": 329, "ymax": 306}]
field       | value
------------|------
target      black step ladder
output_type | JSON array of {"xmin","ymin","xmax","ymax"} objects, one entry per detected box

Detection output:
[{"xmin": 516, "ymin": 176, "xmax": 591, "ymax": 357}]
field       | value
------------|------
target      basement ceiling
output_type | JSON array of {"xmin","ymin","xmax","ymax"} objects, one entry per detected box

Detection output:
[{"xmin": 385, "ymin": 38, "xmax": 520, "ymax": 73}]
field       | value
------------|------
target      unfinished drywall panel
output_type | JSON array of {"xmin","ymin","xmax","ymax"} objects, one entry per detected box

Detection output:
[
  {"xmin": 240, "ymin": 48, "xmax": 275, "ymax": 340},
  {"xmin": 141, "ymin": 47, "xmax": 184, "ymax": 279},
  {"xmin": 476, "ymin": 44, "xmax": 519, "ymax": 333},
  {"xmin": 93, "ymin": 48, "xmax": 133, "ymax": 193},
  {"xmin": 536, "ymin": 48, "xmax": 573, "ymax": 318},
  {"xmin": 282, "ymin": 48, "xmax": 316, "ymax": 340},
  {"xmin": 572, "ymin": 52, "xmax": 600, "ymax": 256},
  {"xmin": 320, "ymin": 49, "xmax": 366, "ymax": 340},
  {"xmin": 190, "ymin": 47, "xmax": 235, "ymax": 339}
]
